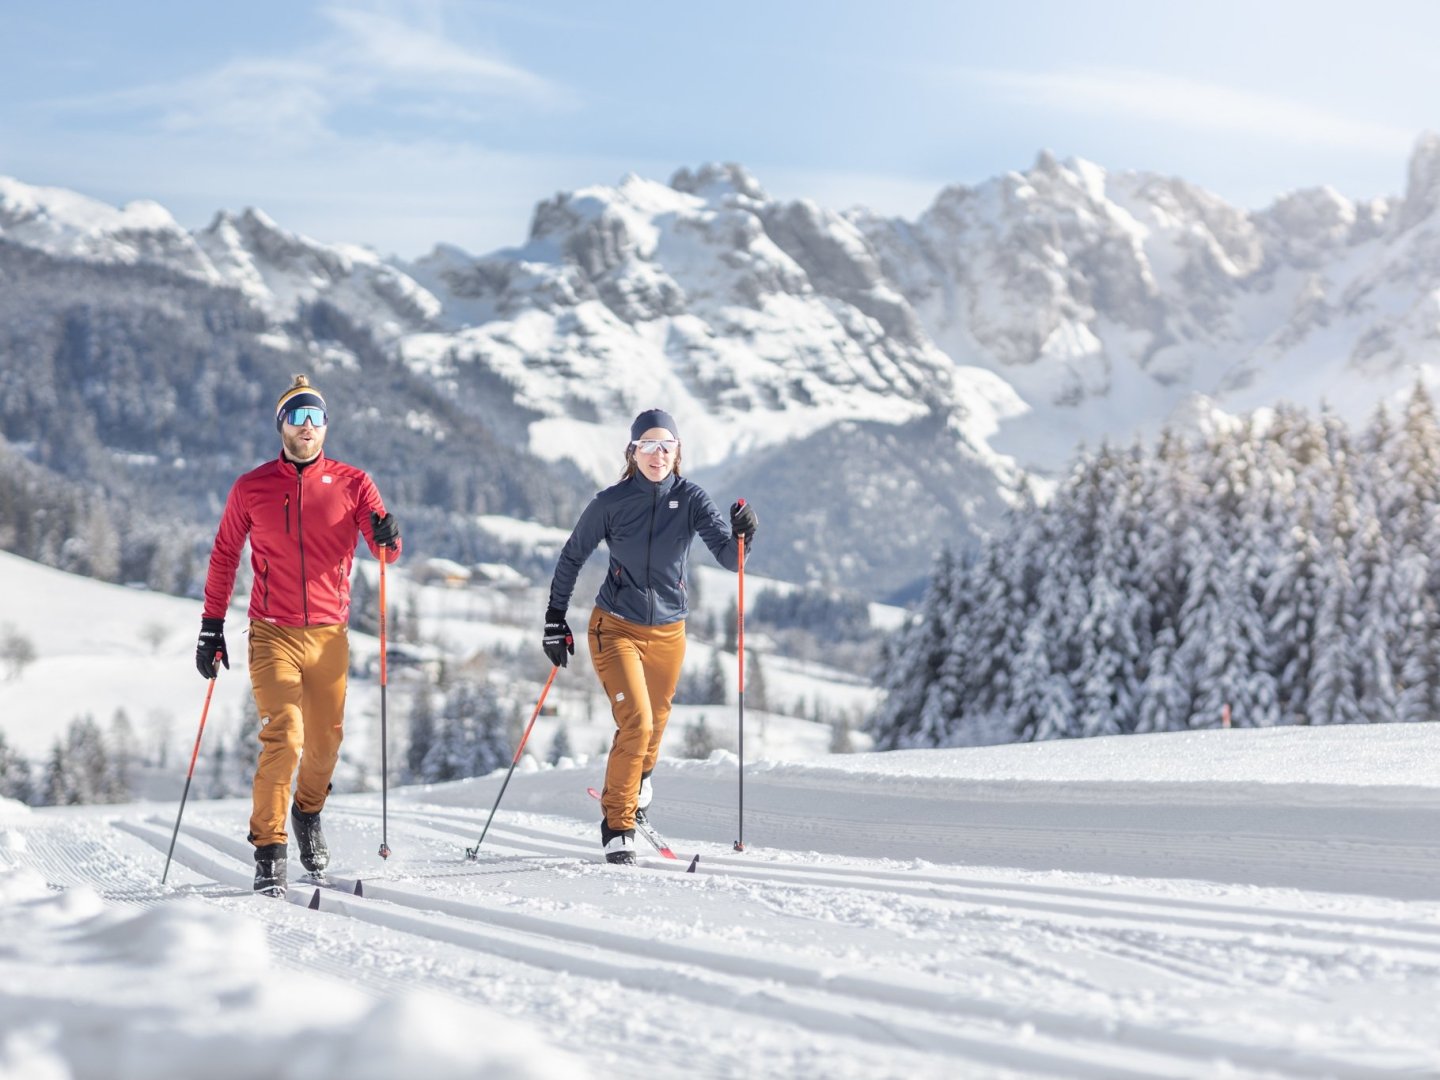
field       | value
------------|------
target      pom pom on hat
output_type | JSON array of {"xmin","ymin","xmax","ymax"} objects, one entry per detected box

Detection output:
[
  {"xmin": 275, "ymin": 374, "xmax": 326, "ymax": 431},
  {"xmin": 630, "ymin": 408, "xmax": 678, "ymax": 442}
]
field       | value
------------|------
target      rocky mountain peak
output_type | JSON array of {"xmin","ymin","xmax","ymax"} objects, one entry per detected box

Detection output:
[
  {"xmin": 670, "ymin": 162, "xmax": 768, "ymax": 202},
  {"xmin": 1396, "ymin": 130, "xmax": 1440, "ymax": 234}
]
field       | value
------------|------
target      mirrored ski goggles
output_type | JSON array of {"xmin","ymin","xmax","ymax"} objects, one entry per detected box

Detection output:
[
  {"xmin": 632, "ymin": 438, "xmax": 678, "ymax": 455},
  {"xmin": 281, "ymin": 405, "xmax": 328, "ymax": 428}
]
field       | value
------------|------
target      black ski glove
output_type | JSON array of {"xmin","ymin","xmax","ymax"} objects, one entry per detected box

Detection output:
[
  {"xmin": 195, "ymin": 617, "xmax": 229, "ymax": 679},
  {"xmin": 371, "ymin": 511, "xmax": 400, "ymax": 548},
  {"xmin": 543, "ymin": 607, "xmax": 574, "ymax": 668},
  {"xmin": 730, "ymin": 500, "xmax": 757, "ymax": 545}
]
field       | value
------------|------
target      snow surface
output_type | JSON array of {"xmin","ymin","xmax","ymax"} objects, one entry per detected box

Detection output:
[
  {"xmin": 4, "ymin": 725, "xmax": 1440, "ymax": 1079},
  {"xmin": 2, "ymin": 558, "xmax": 1440, "ymax": 1078}
]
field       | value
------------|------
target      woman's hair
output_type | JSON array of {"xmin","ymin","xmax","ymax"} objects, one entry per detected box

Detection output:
[{"xmin": 621, "ymin": 440, "xmax": 683, "ymax": 480}]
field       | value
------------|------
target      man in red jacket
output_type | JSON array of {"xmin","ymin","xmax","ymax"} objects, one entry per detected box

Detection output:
[{"xmin": 196, "ymin": 374, "xmax": 401, "ymax": 897}]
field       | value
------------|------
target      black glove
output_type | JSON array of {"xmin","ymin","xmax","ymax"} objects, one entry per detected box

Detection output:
[
  {"xmin": 730, "ymin": 500, "xmax": 757, "ymax": 545},
  {"xmin": 195, "ymin": 617, "xmax": 229, "ymax": 679},
  {"xmin": 543, "ymin": 607, "xmax": 574, "ymax": 668},
  {"xmin": 371, "ymin": 511, "xmax": 400, "ymax": 548}
]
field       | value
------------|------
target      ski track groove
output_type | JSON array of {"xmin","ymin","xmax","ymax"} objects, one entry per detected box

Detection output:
[
  {"xmin": 340, "ymin": 803, "xmax": 1440, "ymax": 962},
  {"xmin": 639, "ymin": 792, "xmax": 1440, "ymax": 899},
  {"xmin": 12, "ymin": 822, "xmax": 434, "ymax": 1005},
  {"xmin": 7, "ymin": 810, "xmax": 1429, "ymax": 1079},
  {"xmin": 116, "ymin": 810, "xmax": 1406, "ymax": 1079}
]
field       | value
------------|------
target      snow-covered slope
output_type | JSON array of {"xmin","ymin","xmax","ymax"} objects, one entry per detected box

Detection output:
[
  {"xmin": 858, "ymin": 136, "xmax": 1440, "ymax": 470},
  {"xmin": 2, "ymin": 723, "xmax": 1438, "ymax": 1079},
  {"xmin": 0, "ymin": 175, "xmax": 439, "ymax": 335},
  {"xmin": 399, "ymin": 166, "xmax": 1023, "ymax": 477}
]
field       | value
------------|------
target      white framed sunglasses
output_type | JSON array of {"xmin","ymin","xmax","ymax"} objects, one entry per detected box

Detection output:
[{"xmin": 633, "ymin": 438, "xmax": 678, "ymax": 455}]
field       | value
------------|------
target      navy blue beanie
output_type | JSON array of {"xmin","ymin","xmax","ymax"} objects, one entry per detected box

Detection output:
[{"xmin": 630, "ymin": 409, "xmax": 678, "ymax": 442}]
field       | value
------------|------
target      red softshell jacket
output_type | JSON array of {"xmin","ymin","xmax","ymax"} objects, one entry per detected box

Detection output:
[{"xmin": 203, "ymin": 451, "xmax": 400, "ymax": 626}]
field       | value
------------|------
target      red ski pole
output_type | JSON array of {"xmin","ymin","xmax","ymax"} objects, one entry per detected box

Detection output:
[
  {"xmin": 161, "ymin": 656, "xmax": 222, "ymax": 884},
  {"xmin": 378, "ymin": 549, "xmax": 391, "ymax": 859},
  {"xmin": 466, "ymin": 665, "xmax": 559, "ymax": 858},
  {"xmin": 734, "ymin": 498, "xmax": 747, "ymax": 853}
]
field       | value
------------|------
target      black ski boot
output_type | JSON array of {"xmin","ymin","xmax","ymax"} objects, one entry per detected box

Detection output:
[
  {"xmin": 291, "ymin": 802, "xmax": 329, "ymax": 873},
  {"xmin": 601, "ymin": 819, "xmax": 636, "ymax": 865},
  {"xmin": 254, "ymin": 843, "xmax": 287, "ymax": 897}
]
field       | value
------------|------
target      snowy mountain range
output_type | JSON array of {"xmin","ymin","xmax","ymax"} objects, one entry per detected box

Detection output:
[{"xmin": 6, "ymin": 136, "xmax": 1440, "ymax": 596}]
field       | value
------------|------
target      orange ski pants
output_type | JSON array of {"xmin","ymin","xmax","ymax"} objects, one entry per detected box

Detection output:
[
  {"xmin": 588, "ymin": 607, "xmax": 686, "ymax": 831},
  {"xmin": 247, "ymin": 620, "xmax": 349, "ymax": 847}
]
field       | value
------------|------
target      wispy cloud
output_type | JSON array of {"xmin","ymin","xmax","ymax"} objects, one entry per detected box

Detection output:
[
  {"xmin": 36, "ymin": 1, "xmax": 569, "ymax": 146},
  {"xmin": 320, "ymin": 5, "xmax": 558, "ymax": 99},
  {"xmin": 965, "ymin": 66, "xmax": 1415, "ymax": 155}
]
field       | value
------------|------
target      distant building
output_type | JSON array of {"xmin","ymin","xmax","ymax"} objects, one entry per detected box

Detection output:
[
  {"xmin": 470, "ymin": 562, "xmax": 530, "ymax": 593},
  {"xmin": 412, "ymin": 557, "xmax": 473, "ymax": 588}
]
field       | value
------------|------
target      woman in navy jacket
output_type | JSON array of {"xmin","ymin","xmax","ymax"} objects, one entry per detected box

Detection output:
[{"xmin": 544, "ymin": 409, "xmax": 757, "ymax": 863}]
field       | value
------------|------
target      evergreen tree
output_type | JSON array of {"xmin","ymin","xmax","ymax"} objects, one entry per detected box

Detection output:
[
  {"xmin": 874, "ymin": 395, "xmax": 1440, "ymax": 746},
  {"xmin": 746, "ymin": 650, "xmax": 768, "ymax": 712},
  {"xmin": 682, "ymin": 714, "xmax": 718, "ymax": 759},
  {"xmin": 1135, "ymin": 625, "xmax": 1190, "ymax": 734},
  {"xmin": 1303, "ymin": 538, "xmax": 1361, "ymax": 726},
  {"xmin": 206, "ymin": 737, "xmax": 231, "ymax": 799},
  {"xmin": 406, "ymin": 687, "xmax": 438, "ymax": 782},
  {"xmin": 0, "ymin": 731, "xmax": 34, "ymax": 804},
  {"xmin": 108, "ymin": 708, "xmax": 137, "ymax": 798},
  {"xmin": 547, "ymin": 724, "xmax": 573, "ymax": 765},
  {"xmin": 705, "ymin": 650, "xmax": 728, "ymax": 706},
  {"xmin": 1350, "ymin": 517, "xmax": 1399, "ymax": 724},
  {"xmin": 868, "ymin": 548, "xmax": 958, "ymax": 749},
  {"xmin": 420, "ymin": 680, "xmax": 510, "ymax": 782},
  {"xmin": 60, "ymin": 715, "xmax": 115, "ymax": 803},
  {"xmin": 42, "ymin": 739, "xmax": 71, "ymax": 806},
  {"xmin": 1265, "ymin": 503, "xmax": 1322, "ymax": 724}
]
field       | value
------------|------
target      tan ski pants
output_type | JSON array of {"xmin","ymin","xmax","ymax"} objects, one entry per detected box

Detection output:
[
  {"xmin": 247, "ymin": 620, "xmax": 349, "ymax": 847},
  {"xmin": 588, "ymin": 607, "xmax": 686, "ymax": 831}
]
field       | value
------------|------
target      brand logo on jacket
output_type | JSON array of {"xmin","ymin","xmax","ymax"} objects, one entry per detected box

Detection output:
[
  {"xmin": 669, "ymin": 500, "xmax": 678, "ymax": 509},
  {"xmin": 322, "ymin": 476, "xmax": 333, "ymax": 484}
]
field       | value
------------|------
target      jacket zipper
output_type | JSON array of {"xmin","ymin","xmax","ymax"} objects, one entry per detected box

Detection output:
[
  {"xmin": 645, "ymin": 484, "xmax": 659, "ymax": 623},
  {"xmin": 296, "ymin": 471, "xmax": 310, "ymax": 625},
  {"xmin": 284, "ymin": 494, "xmax": 291, "ymax": 534}
]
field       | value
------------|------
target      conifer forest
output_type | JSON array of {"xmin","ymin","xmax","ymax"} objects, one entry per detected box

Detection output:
[{"xmin": 870, "ymin": 385, "xmax": 1440, "ymax": 748}]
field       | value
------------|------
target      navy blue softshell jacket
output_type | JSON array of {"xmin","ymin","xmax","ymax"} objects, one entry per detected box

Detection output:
[{"xmin": 548, "ymin": 472, "xmax": 741, "ymax": 625}]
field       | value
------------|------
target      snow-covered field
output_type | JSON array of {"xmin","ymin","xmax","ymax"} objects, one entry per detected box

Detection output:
[
  {"xmin": 0, "ymin": 548, "xmax": 877, "ymax": 776},
  {"xmin": 3, "ymin": 723, "xmax": 1439, "ymax": 1079},
  {"xmin": 3, "ymin": 553, "xmax": 1440, "ymax": 1078}
]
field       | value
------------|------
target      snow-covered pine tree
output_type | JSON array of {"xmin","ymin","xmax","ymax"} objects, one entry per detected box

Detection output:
[
  {"xmin": 1350, "ymin": 517, "xmax": 1399, "ymax": 725},
  {"xmin": 1264, "ymin": 501, "xmax": 1322, "ymax": 724},
  {"xmin": 42, "ymin": 740, "xmax": 71, "ymax": 806},
  {"xmin": 868, "ymin": 548, "xmax": 958, "ymax": 749},
  {"xmin": 0, "ymin": 731, "xmax": 33, "ymax": 803},
  {"xmin": 419, "ymin": 680, "xmax": 511, "ymax": 782},
  {"xmin": 874, "ymin": 394, "xmax": 1440, "ymax": 746}
]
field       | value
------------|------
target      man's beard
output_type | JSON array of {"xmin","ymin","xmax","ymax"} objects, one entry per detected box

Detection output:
[{"xmin": 283, "ymin": 431, "xmax": 323, "ymax": 462}]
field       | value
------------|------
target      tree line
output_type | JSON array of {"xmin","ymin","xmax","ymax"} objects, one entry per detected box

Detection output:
[{"xmin": 871, "ymin": 385, "xmax": 1440, "ymax": 748}]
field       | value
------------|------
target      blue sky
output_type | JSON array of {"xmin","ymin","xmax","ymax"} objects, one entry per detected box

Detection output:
[{"xmin": 2, "ymin": 0, "xmax": 1436, "ymax": 258}]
